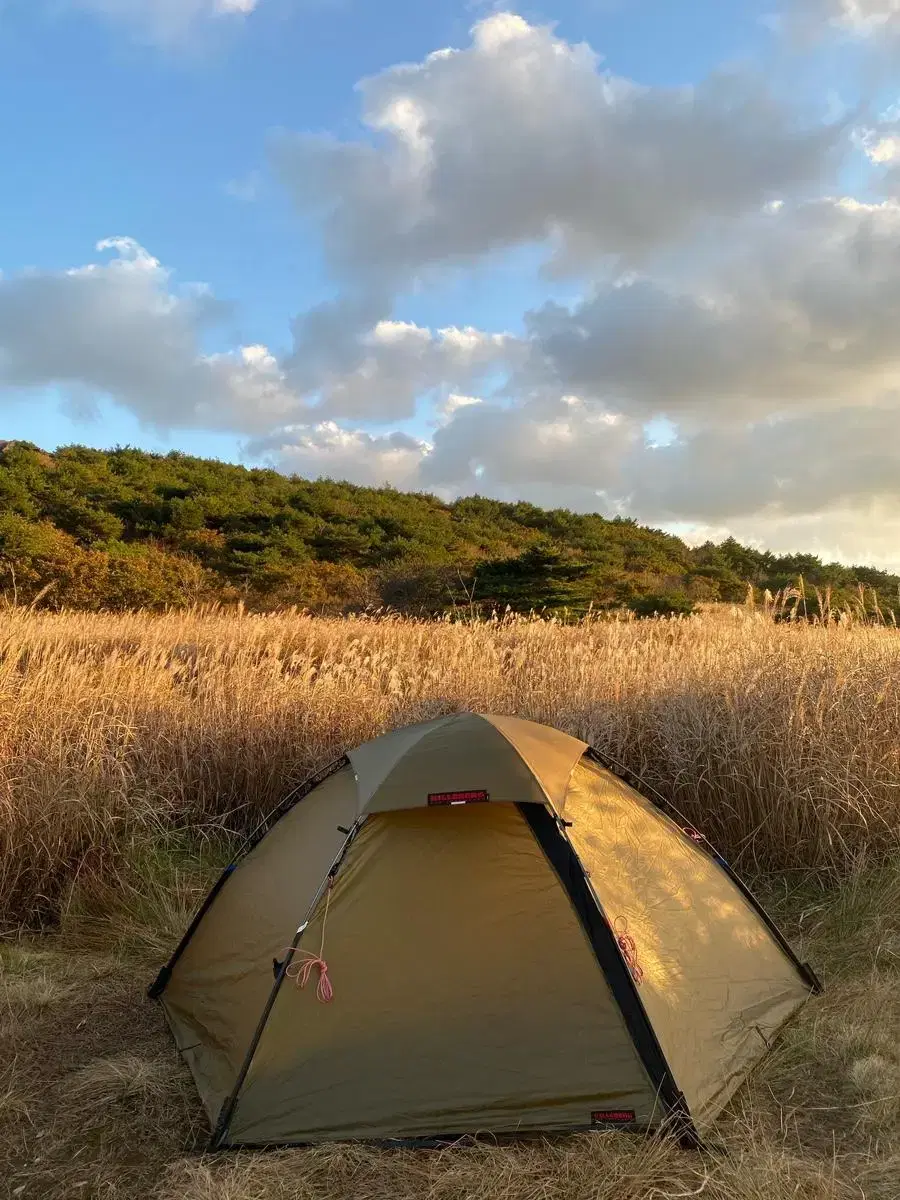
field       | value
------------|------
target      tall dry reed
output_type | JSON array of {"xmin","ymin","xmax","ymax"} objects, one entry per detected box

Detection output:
[{"xmin": 1, "ymin": 605, "xmax": 899, "ymax": 928}]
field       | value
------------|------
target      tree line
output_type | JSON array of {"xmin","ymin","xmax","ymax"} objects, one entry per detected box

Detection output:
[{"xmin": 0, "ymin": 441, "xmax": 896, "ymax": 619}]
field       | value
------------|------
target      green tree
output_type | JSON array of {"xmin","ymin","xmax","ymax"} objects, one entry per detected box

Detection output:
[
  {"xmin": 475, "ymin": 545, "xmax": 597, "ymax": 614},
  {"xmin": 0, "ymin": 440, "xmax": 897, "ymax": 617}
]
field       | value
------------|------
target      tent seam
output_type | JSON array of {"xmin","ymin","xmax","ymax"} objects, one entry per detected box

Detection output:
[
  {"xmin": 353, "ymin": 715, "xmax": 457, "ymax": 813},
  {"xmin": 516, "ymin": 801, "xmax": 700, "ymax": 1148},
  {"xmin": 483, "ymin": 715, "xmax": 585, "ymax": 812}
]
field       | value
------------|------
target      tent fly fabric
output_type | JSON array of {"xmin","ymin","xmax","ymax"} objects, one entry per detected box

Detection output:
[{"xmin": 149, "ymin": 712, "xmax": 822, "ymax": 1148}]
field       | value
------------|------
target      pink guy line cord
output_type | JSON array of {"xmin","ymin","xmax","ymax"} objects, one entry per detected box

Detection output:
[{"xmin": 280, "ymin": 880, "xmax": 335, "ymax": 1003}]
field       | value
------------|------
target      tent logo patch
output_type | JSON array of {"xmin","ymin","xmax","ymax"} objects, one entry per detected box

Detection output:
[
  {"xmin": 427, "ymin": 790, "xmax": 489, "ymax": 806},
  {"xmin": 591, "ymin": 1110, "xmax": 636, "ymax": 1125}
]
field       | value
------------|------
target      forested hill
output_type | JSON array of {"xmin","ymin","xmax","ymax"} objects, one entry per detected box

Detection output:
[{"xmin": 0, "ymin": 440, "xmax": 896, "ymax": 618}]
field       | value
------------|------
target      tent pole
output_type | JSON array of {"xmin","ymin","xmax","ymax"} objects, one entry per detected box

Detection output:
[
  {"xmin": 584, "ymin": 746, "xmax": 823, "ymax": 995},
  {"xmin": 208, "ymin": 817, "xmax": 366, "ymax": 1150},
  {"xmin": 146, "ymin": 755, "xmax": 349, "ymax": 1001}
]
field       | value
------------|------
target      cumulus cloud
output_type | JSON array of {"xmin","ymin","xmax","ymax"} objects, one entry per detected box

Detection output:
[
  {"xmin": 263, "ymin": 11, "xmax": 845, "ymax": 436},
  {"xmin": 837, "ymin": 0, "xmax": 900, "ymax": 30},
  {"xmin": 0, "ymin": 237, "xmax": 524, "ymax": 432},
  {"xmin": 271, "ymin": 12, "xmax": 839, "ymax": 299},
  {"xmin": 855, "ymin": 106, "xmax": 900, "ymax": 192},
  {"xmin": 252, "ymin": 392, "xmax": 900, "ymax": 532},
  {"xmin": 524, "ymin": 197, "xmax": 900, "ymax": 424},
  {"xmin": 286, "ymin": 316, "xmax": 520, "ymax": 423},
  {"xmin": 8, "ymin": 195, "xmax": 899, "ymax": 564},
  {"xmin": 251, "ymin": 392, "xmax": 637, "ymax": 501},
  {"xmin": 247, "ymin": 423, "xmax": 430, "ymax": 489},
  {"xmin": 623, "ymin": 405, "xmax": 900, "ymax": 523},
  {"xmin": 0, "ymin": 237, "xmax": 298, "ymax": 432},
  {"xmin": 422, "ymin": 394, "xmax": 632, "ymax": 493},
  {"xmin": 10, "ymin": 11, "xmax": 899, "ymax": 567},
  {"xmin": 698, "ymin": 505, "xmax": 900, "ymax": 571},
  {"xmin": 862, "ymin": 130, "xmax": 900, "ymax": 162},
  {"xmin": 250, "ymin": 390, "xmax": 900, "ymax": 566},
  {"xmin": 241, "ymin": 183, "xmax": 900, "ymax": 568},
  {"xmin": 64, "ymin": 0, "xmax": 259, "ymax": 44},
  {"xmin": 794, "ymin": 0, "xmax": 900, "ymax": 34}
]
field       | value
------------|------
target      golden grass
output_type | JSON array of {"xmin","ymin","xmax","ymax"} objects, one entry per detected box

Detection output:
[
  {"xmin": 1, "ymin": 604, "xmax": 899, "ymax": 929},
  {"xmin": 0, "ymin": 604, "xmax": 899, "ymax": 1197},
  {"xmin": 64, "ymin": 1052, "xmax": 185, "ymax": 1112}
]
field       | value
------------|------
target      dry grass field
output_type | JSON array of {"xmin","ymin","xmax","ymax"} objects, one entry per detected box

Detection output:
[{"xmin": 1, "ymin": 605, "xmax": 899, "ymax": 1199}]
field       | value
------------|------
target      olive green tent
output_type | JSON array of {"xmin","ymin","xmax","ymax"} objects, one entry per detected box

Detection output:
[{"xmin": 150, "ymin": 712, "xmax": 821, "ymax": 1148}]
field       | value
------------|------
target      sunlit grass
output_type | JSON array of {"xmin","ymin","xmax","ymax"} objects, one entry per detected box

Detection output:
[{"xmin": 1, "ymin": 604, "xmax": 899, "ymax": 930}]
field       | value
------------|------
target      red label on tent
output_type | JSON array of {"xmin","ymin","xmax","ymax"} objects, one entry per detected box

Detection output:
[
  {"xmin": 427, "ymin": 790, "xmax": 489, "ymax": 806},
  {"xmin": 591, "ymin": 1110, "xmax": 636, "ymax": 1125}
]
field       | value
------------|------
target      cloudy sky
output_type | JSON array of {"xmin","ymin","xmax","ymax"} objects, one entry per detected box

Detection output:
[{"xmin": 1, "ymin": 1, "xmax": 899, "ymax": 566}]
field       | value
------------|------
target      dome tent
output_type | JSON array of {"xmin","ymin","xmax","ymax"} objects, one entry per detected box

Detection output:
[{"xmin": 149, "ymin": 712, "xmax": 821, "ymax": 1149}]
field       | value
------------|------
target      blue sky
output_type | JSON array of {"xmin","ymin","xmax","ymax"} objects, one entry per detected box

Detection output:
[
  {"xmin": 0, "ymin": 1, "xmax": 773, "ymax": 356},
  {"xmin": 1, "ymin": 0, "xmax": 899, "ymax": 565}
]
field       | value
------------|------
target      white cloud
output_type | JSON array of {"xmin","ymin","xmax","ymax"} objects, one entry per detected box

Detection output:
[
  {"xmin": 855, "ymin": 109, "xmax": 900, "ymax": 187},
  {"xmin": 9, "ymin": 190, "xmax": 900, "ymax": 567},
  {"xmin": 437, "ymin": 393, "xmax": 482, "ymax": 420},
  {"xmin": 250, "ymin": 393, "xmax": 635, "ymax": 502},
  {"xmin": 263, "ymin": 10, "xmax": 845, "ymax": 440},
  {"xmin": 622, "ymin": 405, "xmax": 900, "ymax": 523},
  {"xmin": 422, "ymin": 394, "xmax": 631, "ymax": 493},
  {"xmin": 249, "ymin": 392, "xmax": 900, "ymax": 567},
  {"xmin": 282, "ymin": 284, "xmax": 523, "ymax": 421},
  {"xmin": 254, "ymin": 395, "xmax": 900, "ymax": 538},
  {"xmin": 671, "ymin": 506, "xmax": 900, "ymax": 573},
  {"xmin": 248, "ymin": 423, "xmax": 430, "ymax": 489},
  {"xmin": 243, "ymin": 14, "xmax": 900, "ymax": 568},
  {"xmin": 817, "ymin": 0, "xmax": 900, "ymax": 33},
  {"xmin": 25, "ymin": 192, "xmax": 890, "ymax": 567},
  {"xmin": 0, "ymin": 237, "xmax": 298, "ymax": 432},
  {"xmin": 271, "ymin": 12, "xmax": 839, "ymax": 299},
  {"xmin": 0, "ymin": 239, "xmax": 517, "ymax": 432},
  {"xmin": 225, "ymin": 171, "xmax": 263, "ymax": 203},
  {"xmin": 288, "ymin": 318, "xmax": 518, "ymax": 422},
  {"xmin": 523, "ymin": 197, "xmax": 900, "ymax": 424},
  {"xmin": 244, "ymin": 186, "xmax": 900, "ymax": 559},
  {"xmin": 63, "ymin": 0, "xmax": 259, "ymax": 44},
  {"xmin": 787, "ymin": 0, "xmax": 900, "ymax": 51},
  {"xmin": 860, "ymin": 131, "xmax": 900, "ymax": 162},
  {"xmin": 8, "ymin": 13, "xmax": 900, "ymax": 568}
]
